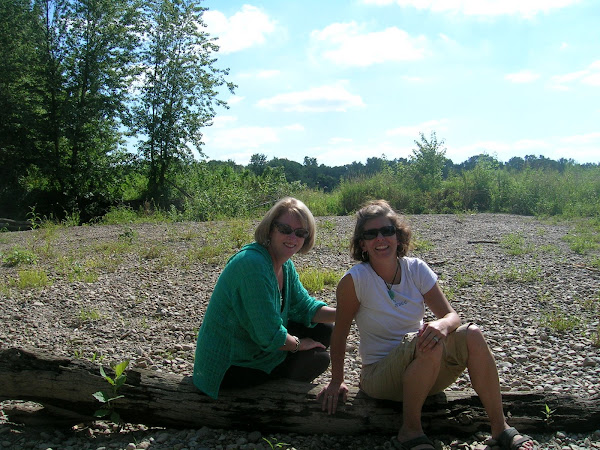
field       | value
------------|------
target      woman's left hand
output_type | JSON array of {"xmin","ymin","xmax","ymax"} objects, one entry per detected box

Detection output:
[
  {"xmin": 317, "ymin": 381, "xmax": 348, "ymax": 415},
  {"xmin": 298, "ymin": 337, "xmax": 326, "ymax": 352},
  {"xmin": 417, "ymin": 320, "xmax": 446, "ymax": 351}
]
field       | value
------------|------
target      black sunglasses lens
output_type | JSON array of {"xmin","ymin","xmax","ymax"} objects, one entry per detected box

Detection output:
[
  {"xmin": 362, "ymin": 230, "xmax": 377, "ymax": 240},
  {"xmin": 295, "ymin": 229, "xmax": 309, "ymax": 238},
  {"xmin": 381, "ymin": 226, "xmax": 396, "ymax": 236},
  {"xmin": 362, "ymin": 226, "xmax": 396, "ymax": 240},
  {"xmin": 275, "ymin": 223, "xmax": 308, "ymax": 238},
  {"xmin": 274, "ymin": 223, "xmax": 292, "ymax": 234}
]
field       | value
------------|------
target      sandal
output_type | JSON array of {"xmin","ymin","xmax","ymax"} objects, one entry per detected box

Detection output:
[
  {"xmin": 496, "ymin": 427, "xmax": 535, "ymax": 450},
  {"xmin": 392, "ymin": 434, "xmax": 435, "ymax": 450}
]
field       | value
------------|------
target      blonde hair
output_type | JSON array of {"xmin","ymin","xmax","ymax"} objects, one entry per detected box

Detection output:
[
  {"xmin": 254, "ymin": 197, "xmax": 316, "ymax": 254},
  {"xmin": 350, "ymin": 199, "xmax": 412, "ymax": 262}
]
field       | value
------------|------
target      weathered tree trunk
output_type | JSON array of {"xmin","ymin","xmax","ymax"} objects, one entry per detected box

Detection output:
[
  {"xmin": 1, "ymin": 347, "xmax": 598, "ymax": 435},
  {"xmin": 0, "ymin": 218, "xmax": 32, "ymax": 231}
]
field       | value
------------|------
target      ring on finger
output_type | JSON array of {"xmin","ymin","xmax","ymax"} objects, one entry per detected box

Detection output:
[{"xmin": 433, "ymin": 336, "xmax": 440, "ymax": 343}]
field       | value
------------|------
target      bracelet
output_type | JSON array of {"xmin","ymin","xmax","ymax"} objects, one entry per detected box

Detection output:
[{"xmin": 291, "ymin": 336, "xmax": 300, "ymax": 353}]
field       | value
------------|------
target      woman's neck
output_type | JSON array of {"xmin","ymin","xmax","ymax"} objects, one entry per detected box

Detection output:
[{"xmin": 370, "ymin": 255, "xmax": 400, "ymax": 284}]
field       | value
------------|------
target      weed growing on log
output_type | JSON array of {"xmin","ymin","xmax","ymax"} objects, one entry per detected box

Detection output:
[
  {"xmin": 263, "ymin": 437, "xmax": 291, "ymax": 449},
  {"xmin": 543, "ymin": 403, "xmax": 556, "ymax": 426},
  {"xmin": 93, "ymin": 360, "xmax": 130, "ymax": 423}
]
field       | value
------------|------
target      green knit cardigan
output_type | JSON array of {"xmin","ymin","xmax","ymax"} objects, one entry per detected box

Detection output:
[{"xmin": 193, "ymin": 242, "xmax": 327, "ymax": 398}]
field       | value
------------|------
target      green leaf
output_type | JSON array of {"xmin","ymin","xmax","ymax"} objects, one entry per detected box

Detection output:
[
  {"xmin": 115, "ymin": 374, "xmax": 127, "ymax": 389},
  {"xmin": 94, "ymin": 409, "xmax": 110, "ymax": 418},
  {"xmin": 113, "ymin": 360, "xmax": 129, "ymax": 378},
  {"xmin": 93, "ymin": 391, "xmax": 110, "ymax": 403},
  {"xmin": 110, "ymin": 411, "xmax": 121, "ymax": 423},
  {"xmin": 99, "ymin": 366, "xmax": 115, "ymax": 386}
]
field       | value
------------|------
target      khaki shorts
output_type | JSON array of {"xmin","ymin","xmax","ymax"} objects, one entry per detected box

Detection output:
[{"xmin": 360, "ymin": 323, "xmax": 471, "ymax": 402}]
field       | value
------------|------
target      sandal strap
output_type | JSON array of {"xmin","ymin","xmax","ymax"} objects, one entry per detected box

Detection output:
[{"xmin": 497, "ymin": 427, "xmax": 533, "ymax": 450}]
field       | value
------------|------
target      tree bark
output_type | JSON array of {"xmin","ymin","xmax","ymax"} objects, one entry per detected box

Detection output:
[{"xmin": 1, "ymin": 347, "xmax": 598, "ymax": 435}]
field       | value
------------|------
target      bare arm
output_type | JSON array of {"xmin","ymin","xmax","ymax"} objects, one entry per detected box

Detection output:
[
  {"xmin": 317, "ymin": 274, "xmax": 360, "ymax": 414},
  {"xmin": 418, "ymin": 282, "xmax": 461, "ymax": 351},
  {"xmin": 311, "ymin": 305, "xmax": 336, "ymax": 323}
]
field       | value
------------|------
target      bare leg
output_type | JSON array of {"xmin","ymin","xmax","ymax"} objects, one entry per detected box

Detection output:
[
  {"xmin": 466, "ymin": 325, "xmax": 534, "ymax": 449},
  {"xmin": 397, "ymin": 343, "xmax": 443, "ymax": 445}
]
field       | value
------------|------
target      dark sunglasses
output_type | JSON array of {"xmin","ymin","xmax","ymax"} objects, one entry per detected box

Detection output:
[
  {"xmin": 361, "ymin": 225, "xmax": 396, "ymax": 240},
  {"xmin": 273, "ymin": 222, "xmax": 310, "ymax": 239}
]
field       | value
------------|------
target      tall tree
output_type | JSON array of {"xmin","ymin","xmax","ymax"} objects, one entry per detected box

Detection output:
[
  {"xmin": 128, "ymin": 0, "xmax": 235, "ymax": 205},
  {"xmin": 409, "ymin": 131, "xmax": 448, "ymax": 191}
]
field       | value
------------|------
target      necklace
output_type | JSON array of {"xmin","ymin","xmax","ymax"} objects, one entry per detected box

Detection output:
[{"xmin": 383, "ymin": 259, "xmax": 400, "ymax": 300}]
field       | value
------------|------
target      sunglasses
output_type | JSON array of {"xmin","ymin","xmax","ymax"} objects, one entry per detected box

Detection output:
[
  {"xmin": 273, "ymin": 222, "xmax": 310, "ymax": 239},
  {"xmin": 361, "ymin": 225, "xmax": 396, "ymax": 240}
]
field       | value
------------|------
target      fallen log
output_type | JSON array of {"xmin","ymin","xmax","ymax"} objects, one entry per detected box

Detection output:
[
  {"xmin": 1, "ymin": 347, "xmax": 598, "ymax": 435},
  {"xmin": 0, "ymin": 218, "xmax": 32, "ymax": 232}
]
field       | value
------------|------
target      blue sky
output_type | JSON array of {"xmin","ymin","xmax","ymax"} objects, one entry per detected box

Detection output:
[{"xmin": 199, "ymin": 0, "xmax": 600, "ymax": 167}]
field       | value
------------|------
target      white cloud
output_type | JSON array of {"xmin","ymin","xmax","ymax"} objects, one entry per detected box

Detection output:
[
  {"xmin": 256, "ymin": 70, "xmax": 281, "ymax": 79},
  {"xmin": 257, "ymin": 83, "xmax": 365, "ymax": 112},
  {"xmin": 226, "ymin": 95, "xmax": 245, "ymax": 105},
  {"xmin": 204, "ymin": 126, "xmax": 279, "ymax": 149},
  {"xmin": 211, "ymin": 115, "xmax": 238, "ymax": 128},
  {"xmin": 310, "ymin": 22, "xmax": 427, "ymax": 67},
  {"xmin": 549, "ymin": 61, "xmax": 600, "ymax": 90},
  {"xmin": 561, "ymin": 132, "xmax": 600, "ymax": 145},
  {"xmin": 361, "ymin": 0, "xmax": 582, "ymax": 18},
  {"xmin": 284, "ymin": 124, "xmax": 305, "ymax": 131},
  {"xmin": 505, "ymin": 70, "xmax": 541, "ymax": 84},
  {"xmin": 203, "ymin": 5, "xmax": 277, "ymax": 54},
  {"xmin": 328, "ymin": 137, "xmax": 354, "ymax": 145},
  {"xmin": 386, "ymin": 119, "xmax": 449, "ymax": 137}
]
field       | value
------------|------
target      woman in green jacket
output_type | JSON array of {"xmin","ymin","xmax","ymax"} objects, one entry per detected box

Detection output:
[{"xmin": 193, "ymin": 197, "xmax": 336, "ymax": 399}]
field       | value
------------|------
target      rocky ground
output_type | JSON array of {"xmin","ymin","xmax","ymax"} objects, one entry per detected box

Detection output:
[{"xmin": 1, "ymin": 213, "xmax": 599, "ymax": 449}]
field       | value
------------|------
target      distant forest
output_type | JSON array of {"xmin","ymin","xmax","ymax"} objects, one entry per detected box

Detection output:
[{"xmin": 1, "ymin": 1, "xmax": 599, "ymax": 224}]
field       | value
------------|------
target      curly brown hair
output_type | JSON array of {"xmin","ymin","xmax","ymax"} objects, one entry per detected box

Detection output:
[{"xmin": 350, "ymin": 200, "xmax": 412, "ymax": 262}]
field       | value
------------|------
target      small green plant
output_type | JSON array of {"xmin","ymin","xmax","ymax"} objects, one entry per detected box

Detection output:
[
  {"xmin": 500, "ymin": 232, "xmax": 533, "ymax": 255},
  {"xmin": 543, "ymin": 403, "xmax": 556, "ymax": 426},
  {"xmin": 541, "ymin": 310, "xmax": 580, "ymax": 333},
  {"xmin": 590, "ymin": 325, "xmax": 600, "ymax": 348},
  {"xmin": 262, "ymin": 437, "xmax": 291, "ymax": 449},
  {"xmin": 79, "ymin": 308, "xmax": 102, "ymax": 323},
  {"xmin": 93, "ymin": 360, "xmax": 130, "ymax": 423},
  {"xmin": 2, "ymin": 248, "xmax": 38, "ymax": 267},
  {"xmin": 299, "ymin": 267, "xmax": 344, "ymax": 293},
  {"xmin": 15, "ymin": 269, "xmax": 48, "ymax": 289}
]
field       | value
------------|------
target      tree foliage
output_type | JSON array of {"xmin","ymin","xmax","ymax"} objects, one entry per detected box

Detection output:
[{"xmin": 127, "ymin": 0, "xmax": 235, "ymax": 206}]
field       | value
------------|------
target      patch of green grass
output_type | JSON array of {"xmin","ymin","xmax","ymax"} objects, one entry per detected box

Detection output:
[
  {"xmin": 503, "ymin": 265, "xmax": 542, "ymax": 283},
  {"xmin": 541, "ymin": 310, "xmax": 580, "ymax": 333},
  {"xmin": 79, "ymin": 308, "xmax": 103, "ymax": 323},
  {"xmin": 591, "ymin": 325, "xmax": 600, "ymax": 348},
  {"xmin": 185, "ymin": 242, "xmax": 229, "ymax": 264},
  {"xmin": 2, "ymin": 247, "xmax": 38, "ymax": 267},
  {"xmin": 14, "ymin": 269, "xmax": 49, "ymax": 289},
  {"xmin": 298, "ymin": 267, "xmax": 345, "ymax": 293},
  {"xmin": 413, "ymin": 235, "xmax": 434, "ymax": 252},
  {"xmin": 562, "ymin": 219, "xmax": 600, "ymax": 255},
  {"xmin": 500, "ymin": 233, "xmax": 533, "ymax": 256}
]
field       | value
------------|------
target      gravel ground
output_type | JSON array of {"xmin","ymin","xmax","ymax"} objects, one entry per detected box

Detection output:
[{"xmin": 1, "ymin": 213, "xmax": 599, "ymax": 449}]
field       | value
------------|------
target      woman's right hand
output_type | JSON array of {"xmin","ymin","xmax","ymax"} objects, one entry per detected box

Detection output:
[{"xmin": 316, "ymin": 381, "xmax": 348, "ymax": 415}]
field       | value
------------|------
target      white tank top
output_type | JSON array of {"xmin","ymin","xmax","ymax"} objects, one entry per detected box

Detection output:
[{"xmin": 346, "ymin": 257, "xmax": 437, "ymax": 365}]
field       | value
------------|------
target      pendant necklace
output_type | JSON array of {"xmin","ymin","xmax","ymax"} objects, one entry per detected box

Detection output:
[{"xmin": 383, "ymin": 259, "xmax": 400, "ymax": 300}]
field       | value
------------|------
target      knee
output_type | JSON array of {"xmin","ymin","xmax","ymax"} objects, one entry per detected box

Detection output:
[{"xmin": 466, "ymin": 323, "xmax": 492, "ymax": 353}]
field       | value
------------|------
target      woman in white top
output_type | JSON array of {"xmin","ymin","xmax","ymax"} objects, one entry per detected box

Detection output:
[{"xmin": 317, "ymin": 200, "xmax": 534, "ymax": 450}]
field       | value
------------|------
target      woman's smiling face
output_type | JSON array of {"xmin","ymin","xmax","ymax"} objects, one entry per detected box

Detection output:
[
  {"xmin": 360, "ymin": 216, "xmax": 398, "ymax": 260},
  {"xmin": 269, "ymin": 211, "xmax": 307, "ymax": 262}
]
